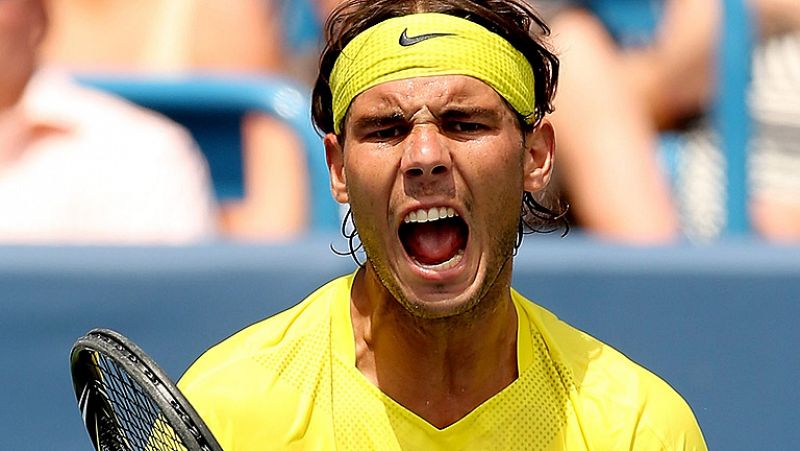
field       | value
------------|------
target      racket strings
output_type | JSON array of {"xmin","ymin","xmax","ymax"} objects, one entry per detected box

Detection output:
[{"xmin": 90, "ymin": 350, "xmax": 187, "ymax": 451}]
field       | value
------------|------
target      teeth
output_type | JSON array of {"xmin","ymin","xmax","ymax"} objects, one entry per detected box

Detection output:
[{"xmin": 404, "ymin": 207, "xmax": 457, "ymax": 224}]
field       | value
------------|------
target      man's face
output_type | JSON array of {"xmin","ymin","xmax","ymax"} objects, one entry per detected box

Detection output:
[
  {"xmin": 0, "ymin": 0, "xmax": 46, "ymax": 109},
  {"xmin": 326, "ymin": 75, "xmax": 553, "ymax": 319}
]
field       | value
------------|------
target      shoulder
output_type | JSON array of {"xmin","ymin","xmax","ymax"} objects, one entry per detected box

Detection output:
[
  {"xmin": 512, "ymin": 290, "xmax": 707, "ymax": 450},
  {"xmin": 177, "ymin": 275, "xmax": 353, "ymax": 447}
]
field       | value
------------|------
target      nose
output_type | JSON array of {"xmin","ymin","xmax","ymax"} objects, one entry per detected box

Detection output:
[{"xmin": 400, "ymin": 125, "xmax": 452, "ymax": 181}]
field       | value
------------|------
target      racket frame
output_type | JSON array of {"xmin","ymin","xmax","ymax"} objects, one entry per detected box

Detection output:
[{"xmin": 70, "ymin": 328, "xmax": 223, "ymax": 451}]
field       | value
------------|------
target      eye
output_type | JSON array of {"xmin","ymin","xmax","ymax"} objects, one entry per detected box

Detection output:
[
  {"xmin": 446, "ymin": 121, "xmax": 486, "ymax": 134},
  {"xmin": 367, "ymin": 126, "xmax": 405, "ymax": 141}
]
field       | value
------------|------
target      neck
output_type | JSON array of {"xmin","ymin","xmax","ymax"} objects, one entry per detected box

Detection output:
[{"xmin": 350, "ymin": 264, "xmax": 519, "ymax": 428}]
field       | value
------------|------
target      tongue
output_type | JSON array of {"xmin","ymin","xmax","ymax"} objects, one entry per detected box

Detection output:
[{"xmin": 404, "ymin": 221, "xmax": 465, "ymax": 265}]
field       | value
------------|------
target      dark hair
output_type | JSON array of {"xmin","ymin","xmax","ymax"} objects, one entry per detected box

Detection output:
[{"xmin": 313, "ymin": 0, "xmax": 568, "ymax": 242}]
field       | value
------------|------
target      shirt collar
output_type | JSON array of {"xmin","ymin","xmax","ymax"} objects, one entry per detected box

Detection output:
[{"xmin": 21, "ymin": 69, "xmax": 84, "ymax": 132}]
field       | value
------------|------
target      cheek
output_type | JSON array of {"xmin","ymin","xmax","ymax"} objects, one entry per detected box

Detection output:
[
  {"xmin": 461, "ymin": 142, "xmax": 525, "ymax": 236},
  {"xmin": 344, "ymin": 150, "xmax": 398, "ymax": 209},
  {"xmin": 460, "ymin": 138, "xmax": 525, "ymax": 194}
]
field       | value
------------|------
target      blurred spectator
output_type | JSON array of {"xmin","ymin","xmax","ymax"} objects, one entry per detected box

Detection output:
[
  {"xmin": 534, "ymin": 0, "xmax": 715, "ymax": 243},
  {"xmin": 42, "ymin": 0, "xmax": 283, "ymax": 72},
  {"xmin": 41, "ymin": 0, "xmax": 310, "ymax": 241},
  {"xmin": 744, "ymin": 29, "xmax": 800, "ymax": 241},
  {"xmin": 0, "ymin": 0, "xmax": 217, "ymax": 243},
  {"xmin": 754, "ymin": 0, "xmax": 800, "ymax": 36},
  {"xmin": 535, "ymin": 0, "xmax": 800, "ymax": 242},
  {"xmin": 315, "ymin": 0, "xmax": 343, "ymax": 18}
]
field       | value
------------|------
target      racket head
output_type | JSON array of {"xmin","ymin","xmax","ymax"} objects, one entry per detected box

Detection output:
[{"xmin": 70, "ymin": 328, "xmax": 222, "ymax": 451}]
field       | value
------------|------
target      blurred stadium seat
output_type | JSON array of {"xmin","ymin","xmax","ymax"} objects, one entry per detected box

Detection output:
[
  {"xmin": 277, "ymin": 0, "xmax": 322, "ymax": 54},
  {"xmin": 75, "ymin": 73, "xmax": 340, "ymax": 232}
]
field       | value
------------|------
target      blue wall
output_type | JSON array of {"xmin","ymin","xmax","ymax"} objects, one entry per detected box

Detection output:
[{"xmin": 1, "ymin": 235, "xmax": 797, "ymax": 450}]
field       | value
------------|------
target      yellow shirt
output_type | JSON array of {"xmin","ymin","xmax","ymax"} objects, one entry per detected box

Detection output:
[{"xmin": 179, "ymin": 273, "xmax": 707, "ymax": 450}]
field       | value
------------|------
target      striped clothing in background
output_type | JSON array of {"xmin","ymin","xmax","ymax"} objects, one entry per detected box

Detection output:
[{"xmin": 678, "ymin": 32, "xmax": 800, "ymax": 240}]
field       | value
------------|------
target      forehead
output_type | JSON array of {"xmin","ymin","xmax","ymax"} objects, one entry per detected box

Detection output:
[{"xmin": 348, "ymin": 75, "xmax": 515, "ymax": 118}]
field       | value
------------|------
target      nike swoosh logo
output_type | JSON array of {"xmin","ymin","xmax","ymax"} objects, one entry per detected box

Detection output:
[{"xmin": 399, "ymin": 28, "xmax": 455, "ymax": 47}]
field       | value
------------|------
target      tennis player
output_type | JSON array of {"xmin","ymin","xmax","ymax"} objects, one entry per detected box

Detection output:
[{"xmin": 179, "ymin": 0, "xmax": 707, "ymax": 449}]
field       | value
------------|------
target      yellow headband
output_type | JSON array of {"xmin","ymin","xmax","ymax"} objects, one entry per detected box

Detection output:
[{"xmin": 329, "ymin": 13, "xmax": 536, "ymax": 134}]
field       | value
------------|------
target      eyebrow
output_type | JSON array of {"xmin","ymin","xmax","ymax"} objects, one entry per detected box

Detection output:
[
  {"xmin": 438, "ymin": 106, "xmax": 503, "ymax": 122},
  {"xmin": 350, "ymin": 112, "xmax": 407, "ymax": 131},
  {"xmin": 347, "ymin": 105, "xmax": 504, "ymax": 133}
]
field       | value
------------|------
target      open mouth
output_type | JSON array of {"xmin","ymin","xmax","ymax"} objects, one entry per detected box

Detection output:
[{"xmin": 398, "ymin": 207, "xmax": 469, "ymax": 270}]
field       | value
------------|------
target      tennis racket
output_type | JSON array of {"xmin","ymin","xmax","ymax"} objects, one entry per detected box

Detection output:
[{"xmin": 70, "ymin": 328, "xmax": 223, "ymax": 451}]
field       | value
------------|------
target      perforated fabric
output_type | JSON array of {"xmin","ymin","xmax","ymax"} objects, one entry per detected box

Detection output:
[
  {"xmin": 179, "ymin": 272, "xmax": 707, "ymax": 450},
  {"xmin": 328, "ymin": 325, "xmax": 571, "ymax": 450},
  {"xmin": 329, "ymin": 13, "xmax": 536, "ymax": 133}
]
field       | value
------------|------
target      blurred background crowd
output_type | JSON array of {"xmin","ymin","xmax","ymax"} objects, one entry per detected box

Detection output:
[{"xmin": 1, "ymin": 0, "xmax": 798, "ymax": 245}]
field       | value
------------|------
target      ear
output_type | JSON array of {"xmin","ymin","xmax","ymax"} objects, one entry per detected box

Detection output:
[
  {"xmin": 522, "ymin": 120, "xmax": 555, "ymax": 193},
  {"xmin": 324, "ymin": 133, "xmax": 349, "ymax": 204}
]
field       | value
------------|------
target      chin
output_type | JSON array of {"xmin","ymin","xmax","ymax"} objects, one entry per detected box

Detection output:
[{"xmin": 394, "ymin": 284, "xmax": 485, "ymax": 320}]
